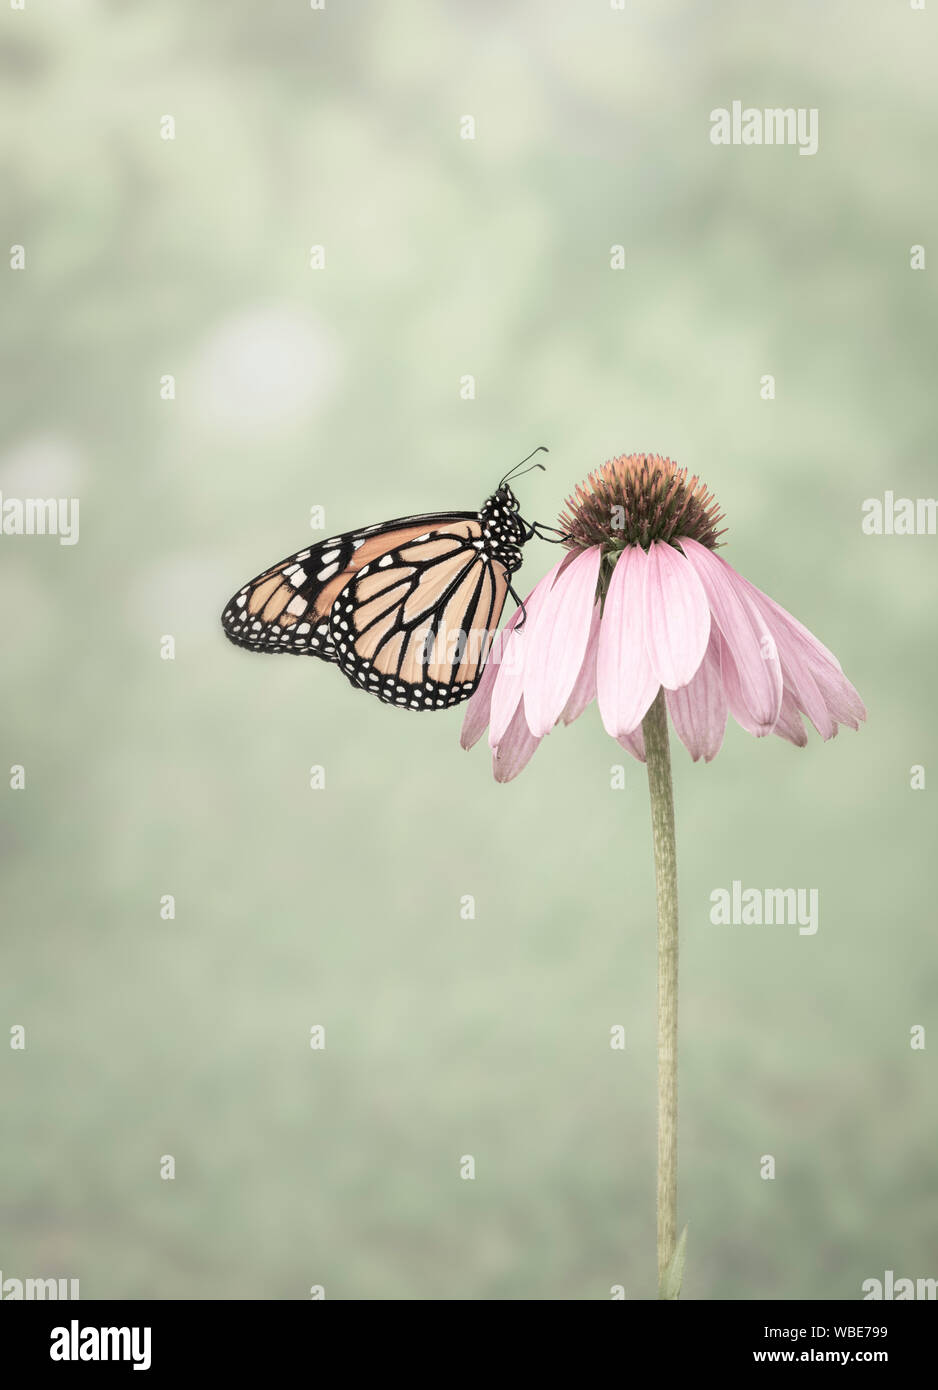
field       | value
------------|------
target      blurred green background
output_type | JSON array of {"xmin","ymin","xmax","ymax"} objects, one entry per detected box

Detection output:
[{"xmin": 2, "ymin": 0, "xmax": 935, "ymax": 1300}]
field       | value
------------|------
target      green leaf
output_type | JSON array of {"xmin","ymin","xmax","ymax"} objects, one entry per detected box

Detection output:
[{"xmin": 658, "ymin": 1224, "xmax": 688, "ymax": 1300}]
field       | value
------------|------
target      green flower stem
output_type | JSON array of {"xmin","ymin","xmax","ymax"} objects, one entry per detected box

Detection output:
[{"xmin": 641, "ymin": 686, "xmax": 681, "ymax": 1298}]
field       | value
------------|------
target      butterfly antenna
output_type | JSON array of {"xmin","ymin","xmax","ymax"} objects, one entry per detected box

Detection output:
[{"xmin": 499, "ymin": 445, "xmax": 549, "ymax": 488}]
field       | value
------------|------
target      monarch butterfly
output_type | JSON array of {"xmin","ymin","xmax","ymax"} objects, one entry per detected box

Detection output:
[{"xmin": 221, "ymin": 450, "xmax": 556, "ymax": 711}]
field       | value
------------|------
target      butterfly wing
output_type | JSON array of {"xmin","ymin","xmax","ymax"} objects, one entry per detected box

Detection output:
[
  {"xmin": 328, "ymin": 520, "xmax": 511, "ymax": 709},
  {"xmin": 221, "ymin": 513, "xmax": 479, "ymax": 665}
]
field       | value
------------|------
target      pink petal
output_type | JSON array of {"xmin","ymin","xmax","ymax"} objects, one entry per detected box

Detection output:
[
  {"xmin": 719, "ymin": 562, "xmax": 866, "ymax": 734},
  {"xmin": 665, "ymin": 632, "xmax": 727, "ymax": 762},
  {"xmin": 745, "ymin": 580, "xmax": 844, "ymax": 672},
  {"xmin": 460, "ymin": 604, "xmax": 526, "ymax": 749},
  {"xmin": 679, "ymin": 538, "xmax": 782, "ymax": 734},
  {"xmin": 487, "ymin": 559, "xmax": 564, "ymax": 748},
  {"xmin": 716, "ymin": 636, "xmax": 772, "ymax": 738},
  {"xmin": 523, "ymin": 547, "xmax": 602, "ymax": 738},
  {"xmin": 807, "ymin": 662, "xmax": 866, "ymax": 730},
  {"xmin": 760, "ymin": 617, "xmax": 836, "ymax": 740},
  {"xmin": 559, "ymin": 602, "xmax": 601, "ymax": 725},
  {"xmin": 492, "ymin": 700, "xmax": 542, "ymax": 782},
  {"xmin": 617, "ymin": 726, "xmax": 647, "ymax": 763},
  {"xmin": 643, "ymin": 540, "xmax": 711, "ymax": 690},
  {"xmin": 596, "ymin": 545, "xmax": 660, "ymax": 737},
  {"xmin": 772, "ymin": 688, "xmax": 809, "ymax": 747}
]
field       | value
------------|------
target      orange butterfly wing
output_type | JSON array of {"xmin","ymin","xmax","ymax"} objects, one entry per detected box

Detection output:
[
  {"xmin": 221, "ymin": 514, "xmax": 480, "ymax": 667},
  {"xmin": 329, "ymin": 520, "xmax": 511, "ymax": 709}
]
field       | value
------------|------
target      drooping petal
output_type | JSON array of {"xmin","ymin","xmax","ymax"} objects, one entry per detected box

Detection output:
[
  {"xmin": 761, "ymin": 617, "xmax": 836, "ymax": 740},
  {"xmin": 665, "ymin": 632, "xmax": 727, "ymax": 762},
  {"xmin": 643, "ymin": 540, "xmax": 711, "ymax": 690},
  {"xmin": 716, "ymin": 636, "xmax": 772, "ymax": 739},
  {"xmin": 722, "ymin": 563, "xmax": 866, "ymax": 734},
  {"xmin": 523, "ymin": 547, "xmax": 602, "ymax": 738},
  {"xmin": 460, "ymin": 604, "xmax": 526, "ymax": 750},
  {"xmin": 772, "ymin": 688, "xmax": 809, "ymax": 747},
  {"xmin": 766, "ymin": 611, "xmax": 865, "ymax": 727},
  {"xmin": 492, "ymin": 700, "xmax": 542, "ymax": 783},
  {"xmin": 807, "ymin": 661, "xmax": 866, "ymax": 730},
  {"xmin": 487, "ymin": 559, "xmax": 564, "ymax": 748},
  {"xmin": 559, "ymin": 601, "xmax": 601, "ymax": 725},
  {"xmin": 596, "ymin": 545, "xmax": 660, "ymax": 737},
  {"xmin": 713, "ymin": 575, "xmax": 834, "ymax": 739},
  {"xmin": 617, "ymin": 726, "xmax": 647, "ymax": 763},
  {"xmin": 679, "ymin": 538, "xmax": 782, "ymax": 734},
  {"xmin": 744, "ymin": 580, "xmax": 844, "ymax": 673}
]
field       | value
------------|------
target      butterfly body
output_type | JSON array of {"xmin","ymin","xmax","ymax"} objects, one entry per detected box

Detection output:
[{"xmin": 222, "ymin": 481, "xmax": 534, "ymax": 711}]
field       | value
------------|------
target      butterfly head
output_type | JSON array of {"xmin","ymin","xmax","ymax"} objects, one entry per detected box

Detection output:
[{"xmin": 483, "ymin": 447, "xmax": 549, "ymax": 569}]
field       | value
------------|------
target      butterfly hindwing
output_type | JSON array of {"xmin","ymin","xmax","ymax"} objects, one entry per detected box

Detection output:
[{"xmin": 328, "ymin": 520, "xmax": 511, "ymax": 709}]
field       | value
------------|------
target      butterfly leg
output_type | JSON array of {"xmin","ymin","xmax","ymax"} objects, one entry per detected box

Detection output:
[
  {"xmin": 508, "ymin": 581, "xmax": 530, "ymax": 629},
  {"xmin": 528, "ymin": 521, "xmax": 572, "ymax": 544}
]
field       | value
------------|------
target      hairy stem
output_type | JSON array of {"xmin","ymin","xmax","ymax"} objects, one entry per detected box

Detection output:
[{"xmin": 641, "ymin": 687, "xmax": 680, "ymax": 1297}]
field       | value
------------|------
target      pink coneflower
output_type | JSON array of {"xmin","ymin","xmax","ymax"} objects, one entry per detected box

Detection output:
[
  {"xmin": 462, "ymin": 453, "xmax": 865, "ymax": 782},
  {"xmin": 462, "ymin": 453, "xmax": 865, "ymax": 1297}
]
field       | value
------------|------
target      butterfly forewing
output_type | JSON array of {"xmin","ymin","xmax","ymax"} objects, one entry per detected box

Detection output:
[
  {"xmin": 222, "ymin": 534, "xmax": 353, "ymax": 661},
  {"xmin": 221, "ymin": 513, "xmax": 478, "ymax": 664}
]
